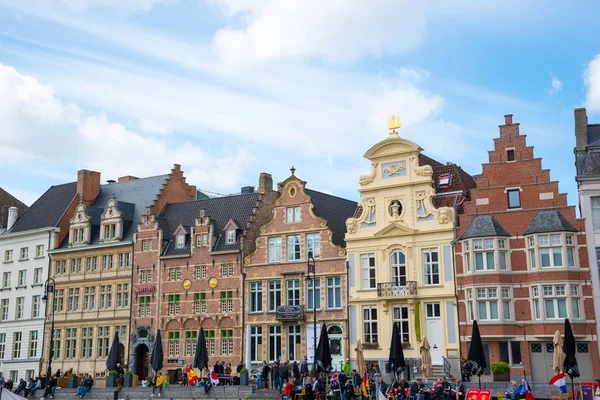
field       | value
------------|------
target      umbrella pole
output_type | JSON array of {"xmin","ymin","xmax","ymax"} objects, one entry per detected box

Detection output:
[
  {"xmin": 479, "ymin": 375, "xmax": 481, "ymax": 390},
  {"xmin": 572, "ymin": 377, "xmax": 575, "ymax": 400}
]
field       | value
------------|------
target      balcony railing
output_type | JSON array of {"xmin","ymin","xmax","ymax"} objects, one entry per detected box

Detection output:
[{"xmin": 377, "ymin": 281, "xmax": 417, "ymax": 297}]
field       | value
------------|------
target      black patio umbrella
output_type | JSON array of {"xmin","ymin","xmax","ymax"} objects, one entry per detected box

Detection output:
[
  {"xmin": 563, "ymin": 319, "xmax": 580, "ymax": 400},
  {"xmin": 467, "ymin": 320, "xmax": 487, "ymax": 389},
  {"xmin": 194, "ymin": 328, "xmax": 209, "ymax": 374},
  {"xmin": 106, "ymin": 332, "xmax": 121, "ymax": 371},
  {"xmin": 150, "ymin": 329, "xmax": 164, "ymax": 374},
  {"xmin": 315, "ymin": 323, "xmax": 332, "ymax": 374},
  {"xmin": 388, "ymin": 322, "xmax": 407, "ymax": 381}
]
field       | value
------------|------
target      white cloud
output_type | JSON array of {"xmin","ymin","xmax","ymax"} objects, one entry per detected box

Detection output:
[
  {"xmin": 211, "ymin": 0, "xmax": 427, "ymax": 66},
  {"xmin": 547, "ymin": 74, "xmax": 562, "ymax": 96},
  {"xmin": 138, "ymin": 118, "xmax": 172, "ymax": 135},
  {"xmin": 584, "ymin": 54, "xmax": 600, "ymax": 113},
  {"xmin": 60, "ymin": 0, "xmax": 173, "ymax": 13}
]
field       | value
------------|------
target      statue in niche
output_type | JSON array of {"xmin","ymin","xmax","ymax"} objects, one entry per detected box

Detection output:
[{"xmin": 389, "ymin": 200, "xmax": 402, "ymax": 219}]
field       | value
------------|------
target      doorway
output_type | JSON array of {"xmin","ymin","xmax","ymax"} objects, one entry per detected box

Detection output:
[
  {"xmin": 328, "ymin": 325, "xmax": 344, "ymax": 370},
  {"xmin": 425, "ymin": 303, "xmax": 443, "ymax": 365},
  {"xmin": 135, "ymin": 344, "xmax": 150, "ymax": 379}
]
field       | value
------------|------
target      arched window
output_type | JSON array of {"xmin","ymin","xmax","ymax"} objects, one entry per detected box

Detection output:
[
  {"xmin": 390, "ymin": 250, "xmax": 406, "ymax": 286},
  {"xmin": 328, "ymin": 325, "xmax": 343, "ymax": 335}
]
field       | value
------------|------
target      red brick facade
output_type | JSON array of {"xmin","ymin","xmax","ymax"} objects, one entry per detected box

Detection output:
[{"xmin": 455, "ymin": 115, "xmax": 600, "ymax": 380}]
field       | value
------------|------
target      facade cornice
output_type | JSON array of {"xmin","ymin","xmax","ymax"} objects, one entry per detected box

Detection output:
[
  {"xmin": 0, "ymin": 226, "xmax": 59, "ymax": 240},
  {"xmin": 48, "ymin": 240, "xmax": 133, "ymax": 254}
]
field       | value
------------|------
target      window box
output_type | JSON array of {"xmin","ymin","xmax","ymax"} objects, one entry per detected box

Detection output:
[{"xmin": 361, "ymin": 343, "xmax": 379, "ymax": 349}]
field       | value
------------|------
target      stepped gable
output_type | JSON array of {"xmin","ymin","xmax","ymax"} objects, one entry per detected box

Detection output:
[
  {"xmin": 304, "ymin": 189, "xmax": 357, "ymax": 247},
  {"xmin": 159, "ymin": 192, "xmax": 261, "ymax": 256},
  {"xmin": 459, "ymin": 215, "xmax": 510, "ymax": 240},
  {"xmin": 9, "ymin": 182, "xmax": 77, "ymax": 233}
]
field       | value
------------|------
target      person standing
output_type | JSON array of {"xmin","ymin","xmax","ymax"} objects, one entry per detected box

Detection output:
[
  {"xmin": 151, "ymin": 372, "xmax": 164, "ymax": 397},
  {"xmin": 342, "ymin": 359, "xmax": 351, "ymax": 375},
  {"xmin": 279, "ymin": 361, "xmax": 289, "ymax": 391},
  {"xmin": 262, "ymin": 361, "xmax": 271, "ymax": 390},
  {"xmin": 352, "ymin": 370, "xmax": 361, "ymax": 388},
  {"xmin": 272, "ymin": 361, "xmax": 281, "ymax": 392},
  {"xmin": 300, "ymin": 355, "xmax": 309, "ymax": 376}
]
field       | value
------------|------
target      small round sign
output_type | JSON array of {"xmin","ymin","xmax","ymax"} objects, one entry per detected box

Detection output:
[
  {"xmin": 209, "ymin": 277, "xmax": 218, "ymax": 288},
  {"xmin": 183, "ymin": 279, "xmax": 192, "ymax": 290}
]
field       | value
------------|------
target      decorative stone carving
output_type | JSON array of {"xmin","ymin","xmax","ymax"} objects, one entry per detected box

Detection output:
[
  {"xmin": 410, "ymin": 156, "xmax": 433, "ymax": 176},
  {"xmin": 346, "ymin": 218, "xmax": 358, "ymax": 234},
  {"xmin": 362, "ymin": 198, "xmax": 376, "ymax": 224},
  {"xmin": 359, "ymin": 162, "xmax": 378, "ymax": 186},
  {"xmin": 383, "ymin": 163, "xmax": 406, "ymax": 175},
  {"xmin": 434, "ymin": 207, "xmax": 453, "ymax": 224}
]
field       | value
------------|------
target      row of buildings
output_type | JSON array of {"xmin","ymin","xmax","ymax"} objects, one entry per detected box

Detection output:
[{"xmin": 1, "ymin": 111, "xmax": 599, "ymax": 384}]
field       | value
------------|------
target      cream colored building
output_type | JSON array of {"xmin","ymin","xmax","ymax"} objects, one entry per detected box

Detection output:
[{"xmin": 346, "ymin": 122, "xmax": 464, "ymax": 375}]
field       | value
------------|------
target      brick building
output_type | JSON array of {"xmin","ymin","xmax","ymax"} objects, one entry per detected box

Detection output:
[
  {"xmin": 455, "ymin": 115, "xmax": 600, "ymax": 382},
  {"xmin": 46, "ymin": 166, "xmax": 196, "ymax": 378},
  {"xmin": 244, "ymin": 169, "xmax": 357, "ymax": 369},
  {"xmin": 131, "ymin": 173, "xmax": 277, "ymax": 382},
  {"xmin": 0, "ymin": 187, "xmax": 28, "ymax": 234}
]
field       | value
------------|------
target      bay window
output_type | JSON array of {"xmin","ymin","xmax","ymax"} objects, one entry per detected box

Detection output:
[
  {"xmin": 531, "ymin": 284, "xmax": 581, "ymax": 320},
  {"xmin": 462, "ymin": 238, "xmax": 509, "ymax": 272},
  {"xmin": 527, "ymin": 233, "xmax": 577, "ymax": 269}
]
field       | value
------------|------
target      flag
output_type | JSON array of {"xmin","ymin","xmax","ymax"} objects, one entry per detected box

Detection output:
[
  {"xmin": 331, "ymin": 372, "xmax": 339, "ymax": 386},
  {"xmin": 186, "ymin": 367, "xmax": 198, "ymax": 386},
  {"xmin": 1, "ymin": 387, "xmax": 27, "ymax": 400},
  {"xmin": 377, "ymin": 382, "xmax": 387, "ymax": 400},
  {"xmin": 362, "ymin": 374, "xmax": 369, "ymax": 397},
  {"xmin": 524, "ymin": 380, "xmax": 535, "ymax": 400},
  {"xmin": 210, "ymin": 370, "xmax": 220, "ymax": 386},
  {"xmin": 549, "ymin": 372, "xmax": 568, "ymax": 394}
]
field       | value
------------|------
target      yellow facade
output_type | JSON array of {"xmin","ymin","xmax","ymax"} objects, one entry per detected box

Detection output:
[{"xmin": 346, "ymin": 128, "xmax": 459, "ymax": 370}]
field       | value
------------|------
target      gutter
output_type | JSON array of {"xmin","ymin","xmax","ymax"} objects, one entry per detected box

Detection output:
[{"xmin": 48, "ymin": 241, "xmax": 133, "ymax": 254}]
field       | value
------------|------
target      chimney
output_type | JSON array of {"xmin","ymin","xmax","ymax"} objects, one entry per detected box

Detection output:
[
  {"xmin": 7, "ymin": 206, "xmax": 18, "ymax": 231},
  {"xmin": 504, "ymin": 114, "xmax": 513, "ymax": 125},
  {"xmin": 241, "ymin": 186, "xmax": 255, "ymax": 194},
  {"xmin": 258, "ymin": 173, "xmax": 273, "ymax": 195},
  {"xmin": 118, "ymin": 175, "xmax": 138, "ymax": 182},
  {"xmin": 575, "ymin": 108, "xmax": 589, "ymax": 151},
  {"xmin": 77, "ymin": 169, "xmax": 101, "ymax": 206}
]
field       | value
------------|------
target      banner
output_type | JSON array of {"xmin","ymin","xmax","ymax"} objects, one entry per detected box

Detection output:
[
  {"xmin": 245, "ymin": 324, "xmax": 252, "ymax": 370},
  {"xmin": 466, "ymin": 389, "xmax": 492, "ymax": 400},
  {"xmin": 306, "ymin": 323, "xmax": 321, "ymax": 369}
]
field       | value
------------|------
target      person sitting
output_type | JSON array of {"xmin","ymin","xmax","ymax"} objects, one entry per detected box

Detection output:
[
  {"xmin": 27, "ymin": 378, "xmax": 41, "ymax": 398},
  {"xmin": 151, "ymin": 372, "xmax": 164, "ymax": 397},
  {"xmin": 14, "ymin": 378, "xmax": 27, "ymax": 395},
  {"xmin": 237, "ymin": 361, "xmax": 244, "ymax": 374},
  {"xmin": 4, "ymin": 379, "xmax": 14, "ymax": 391},
  {"xmin": 224, "ymin": 363, "xmax": 232, "ymax": 375},
  {"xmin": 24, "ymin": 378, "xmax": 35, "ymax": 397},
  {"xmin": 432, "ymin": 379, "xmax": 445, "ymax": 400},
  {"xmin": 409, "ymin": 378, "xmax": 426, "ymax": 400},
  {"xmin": 312, "ymin": 376, "xmax": 324, "ymax": 399},
  {"xmin": 441, "ymin": 378, "xmax": 451, "ymax": 400},
  {"xmin": 41, "ymin": 374, "xmax": 57, "ymax": 400},
  {"xmin": 451, "ymin": 379, "xmax": 466, "ymax": 400},
  {"xmin": 78, "ymin": 374, "xmax": 94, "ymax": 398},
  {"xmin": 512, "ymin": 380, "xmax": 527, "ymax": 400},
  {"xmin": 283, "ymin": 377, "xmax": 296, "ymax": 400},
  {"xmin": 505, "ymin": 381, "xmax": 517, "ymax": 399}
]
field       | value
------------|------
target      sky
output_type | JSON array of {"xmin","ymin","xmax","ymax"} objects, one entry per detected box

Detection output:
[{"xmin": 2, "ymin": 0, "xmax": 600, "ymax": 207}]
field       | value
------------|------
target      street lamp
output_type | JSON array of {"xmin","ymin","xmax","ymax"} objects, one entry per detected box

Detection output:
[
  {"xmin": 42, "ymin": 278, "xmax": 56, "ymax": 380},
  {"xmin": 305, "ymin": 251, "xmax": 316, "ymax": 374},
  {"xmin": 518, "ymin": 324, "xmax": 527, "ymax": 381}
]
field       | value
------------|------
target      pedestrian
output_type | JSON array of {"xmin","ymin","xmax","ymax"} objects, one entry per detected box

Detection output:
[
  {"xmin": 342, "ymin": 358, "xmax": 351, "ymax": 374},
  {"xmin": 460, "ymin": 358, "xmax": 471, "ymax": 382},
  {"xmin": 279, "ymin": 361, "xmax": 289, "ymax": 390},
  {"xmin": 116, "ymin": 364, "xmax": 125, "ymax": 376},
  {"xmin": 41, "ymin": 374, "xmax": 58, "ymax": 400},
  {"xmin": 300, "ymin": 355, "xmax": 309, "ymax": 376},
  {"xmin": 292, "ymin": 361, "xmax": 300, "ymax": 381},
  {"xmin": 114, "ymin": 374, "xmax": 124, "ymax": 400},
  {"xmin": 151, "ymin": 372, "xmax": 164, "ymax": 397},
  {"xmin": 77, "ymin": 374, "xmax": 94, "ymax": 398},
  {"xmin": 272, "ymin": 361, "xmax": 281, "ymax": 392},
  {"xmin": 236, "ymin": 361, "xmax": 244, "ymax": 374},
  {"xmin": 352, "ymin": 370, "xmax": 361, "ymax": 388},
  {"xmin": 262, "ymin": 361, "xmax": 271, "ymax": 390}
]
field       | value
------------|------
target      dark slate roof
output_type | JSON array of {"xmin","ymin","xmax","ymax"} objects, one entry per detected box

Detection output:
[
  {"xmin": 522, "ymin": 210, "xmax": 578, "ymax": 235},
  {"xmin": 575, "ymin": 125, "xmax": 600, "ymax": 178},
  {"xmin": 459, "ymin": 215, "xmax": 511, "ymax": 240},
  {"xmin": 0, "ymin": 187, "xmax": 28, "ymax": 230},
  {"xmin": 305, "ymin": 189, "xmax": 358, "ymax": 247},
  {"xmin": 9, "ymin": 182, "xmax": 77, "ymax": 233},
  {"xmin": 159, "ymin": 193, "xmax": 261, "ymax": 256},
  {"xmin": 587, "ymin": 124, "xmax": 600, "ymax": 146}
]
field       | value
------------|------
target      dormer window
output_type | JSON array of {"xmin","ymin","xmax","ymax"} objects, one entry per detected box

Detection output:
[
  {"xmin": 438, "ymin": 174, "xmax": 451, "ymax": 189},
  {"xmin": 69, "ymin": 202, "xmax": 92, "ymax": 247},
  {"xmin": 227, "ymin": 230, "xmax": 236, "ymax": 244},
  {"xmin": 176, "ymin": 235, "xmax": 185, "ymax": 249},
  {"xmin": 100, "ymin": 197, "xmax": 123, "ymax": 243},
  {"xmin": 104, "ymin": 224, "xmax": 117, "ymax": 240}
]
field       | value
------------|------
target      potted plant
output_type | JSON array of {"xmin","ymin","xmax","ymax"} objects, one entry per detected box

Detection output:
[
  {"xmin": 107, "ymin": 370, "xmax": 118, "ymax": 387},
  {"xmin": 240, "ymin": 367, "xmax": 249, "ymax": 386},
  {"xmin": 68, "ymin": 373, "xmax": 80, "ymax": 388},
  {"xmin": 124, "ymin": 370, "xmax": 134, "ymax": 387},
  {"xmin": 490, "ymin": 361, "xmax": 510, "ymax": 382}
]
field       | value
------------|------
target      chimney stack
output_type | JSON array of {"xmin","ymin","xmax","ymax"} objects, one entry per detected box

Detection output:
[
  {"xmin": 504, "ymin": 114, "xmax": 513, "ymax": 125},
  {"xmin": 7, "ymin": 206, "xmax": 18, "ymax": 231},
  {"xmin": 118, "ymin": 175, "xmax": 138, "ymax": 182},
  {"xmin": 575, "ymin": 108, "xmax": 589, "ymax": 151},
  {"xmin": 258, "ymin": 173, "xmax": 273, "ymax": 195},
  {"xmin": 77, "ymin": 169, "xmax": 101, "ymax": 206}
]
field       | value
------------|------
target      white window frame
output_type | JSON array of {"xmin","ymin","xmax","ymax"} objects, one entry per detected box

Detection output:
[
  {"xmin": 249, "ymin": 282, "xmax": 262, "ymax": 313},
  {"xmin": 390, "ymin": 250, "xmax": 407, "ymax": 285},
  {"xmin": 591, "ymin": 196, "xmax": 600, "ymax": 231},
  {"xmin": 361, "ymin": 254, "xmax": 376, "ymax": 289},
  {"xmin": 267, "ymin": 281, "xmax": 281, "ymax": 312},
  {"xmin": 268, "ymin": 237, "xmax": 282, "ymax": 263},
  {"xmin": 4, "ymin": 249, "xmax": 13, "ymax": 262},
  {"xmin": 362, "ymin": 305, "xmax": 378, "ymax": 344},
  {"xmin": 423, "ymin": 248, "xmax": 440, "ymax": 285},
  {"xmin": 306, "ymin": 233, "xmax": 320, "ymax": 258},
  {"xmin": 287, "ymin": 235, "xmax": 301, "ymax": 261},
  {"xmin": 326, "ymin": 277, "xmax": 341, "ymax": 309},
  {"xmin": 287, "ymin": 279, "xmax": 300, "ymax": 306},
  {"xmin": 227, "ymin": 230, "xmax": 236, "ymax": 244},
  {"xmin": 306, "ymin": 278, "xmax": 320, "ymax": 311},
  {"xmin": 286, "ymin": 206, "xmax": 301, "ymax": 223},
  {"xmin": 392, "ymin": 305, "xmax": 410, "ymax": 343}
]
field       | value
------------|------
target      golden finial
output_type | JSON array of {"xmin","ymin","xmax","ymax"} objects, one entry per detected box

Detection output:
[{"xmin": 387, "ymin": 114, "xmax": 402, "ymax": 131}]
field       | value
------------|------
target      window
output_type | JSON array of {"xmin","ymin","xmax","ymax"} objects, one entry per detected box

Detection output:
[
  {"xmin": 83, "ymin": 287, "xmax": 96, "ymax": 310},
  {"xmin": 195, "ymin": 265, "xmax": 207, "ymax": 280},
  {"xmin": 72, "ymin": 227, "xmax": 85, "ymax": 244},
  {"xmin": 53, "ymin": 329, "xmax": 61, "ymax": 360},
  {"xmin": 204, "ymin": 330, "xmax": 215, "ymax": 356},
  {"xmin": 194, "ymin": 293, "xmax": 206, "ymax": 314},
  {"xmin": 543, "ymin": 285, "xmax": 568, "ymax": 319},
  {"xmin": 169, "ymin": 267, "xmax": 182, "ymax": 281},
  {"xmin": 287, "ymin": 279, "xmax": 300, "ymax": 305},
  {"xmin": 474, "ymin": 239, "xmax": 494, "ymax": 270},
  {"xmin": 104, "ymin": 223, "xmax": 117, "ymax": 240},
  {"xmin": 393, "ymin": 305, "xmax": 410, "ymax": 343},
  {"xmin": 0, "ymin": 299, "xmax": 8, "ymax": 320},
  {"xmin": 33, "ymin": 268, "xmax": 42, "ymax": 285},
  {"xmin": 592, "ymin": 197, "xmax": 600, "ymax": 231},
  {"xmin": 71, "ymin": 258, "xmax": 83, "ymax": 273},
  {"xmin": 268, "ymin": 325, "xmax": 282, "ymax": 361},
  {"xmin": 142, "ymin": 239, "xmax": 153, "ymax": 251},
  {"xmin": 97, "ymin": 326, "xmax": 110, "ymax": 357},
  {"xmin": 196, "ymin": 233, "xmax": 208, "ymax": 247},
  {"xmin": 423, "ymin": 249, "xmax": 440, "ymax": 285},
  {"xmin": 327, "ymin": 277, "xmax": 341, "ymax": 309},
  {"xmin": 115, "ymin": 325, "xmax": 127, "ymax": 339},
  {"xmin": 185, "ymin": 331, "xmax": 198, "ymax": 356},
  {"xmin": 250, "ymin": 326, "xmax": 262, "ymax": 362},
  {"xmin": 571, "ymin": 285, "xmax": 581, "ymax": 319},
  {"xmin": 507, "ymin": 149, "xmax": 515, "ymax": 162},
  {"xmin": 139, "ymin": 295, "xmax": 151, "ymax": 316},
  {"xmin": 268, "ymin": 281, "xmax": 281, "ymax": 312},
  {"xmin": 19, "ymin": 247, "xmax": 28, "ymax": 260},
  {"xmin": 141, "ymin": 270, "xmax": 153, "ymax": 283},
  {"xmin": 102, "ymin": 254, "xmax": 114, "ymax": 270},
  {"xmin": 65, "ymin": 328, "xmax": 77, "ymax": 359},
  {"xmin": 286, "ymin": 206, "xmax": 301, "ymax": 223},
  {"xmin": 176, "ymin": 235, "xmax": 185, "ymax": 249},
  {"xmin": 16, "ymin": 296, "xmax": 25, "ymax": 319},
  {"xmin": 531, "ymin": 286, "xmax": 540, "ymax": 320},
  {"xmin": 18, "ymin": 270, "xmax": 26, "ymax": 286},
  {"xmin": 116, "ymin": 283, "xmax": 129, "ymax": 308},
  {"xmin": 32, "ymin": 295, "xmax": 41, "ymax": 318},
  {"xmin": 426, "ymin": 303, "xmax": 441, "ymax": 318},
  {"xmin": 307, "ymin": 279, "xmax": 320, "ymax": 311},
  {"xmin": 306, "ymin": 233, "xmax": 320, "ymax": 258},
  {"xmin": 100, "ymin": 285, "xmax": 112, "ymax": 309},
  {"xmin": 530, "ymin": 234, "xmax": 569, "ymax": 268},
  {"xmin": 227, "ymin": 230, "xmax": 236, "ymax": 244},
  {"xmin": 361, "ymin": 254, "xmax": 376, "ymax": 289},
  {"xmin": 0, "ymin": 333, "xmax": 5, "ymax": 359},
  {"xmin": 168, "ymin": 332, "xmax": 180, "ymax": 357},
  {"xmin": 476, "ymin": 288, "xmax": 499, "ymax": 320},
  {"xmin": 54, "ymin": 289, "xmax": 64, "ymax": 312},
  {"xmin": 363, "ymin": 306, "xmax": 378, "ymax": 344},
  {"xmin": 221, "ymin": 329, "xmax": 233, "ymax": 355},
  {"xmin": 390, "ymin": 250, "xmax": 407, "ymax": 285},
  {"xmin": 268, "ymin": 237, "xmax": 282, "ymax": 263},
  {"xmin": 221, "ymin": 263, "xmax": 234, "ymax": 277},
  {"xmin": 35, "ymin": 245, "xmax": 44, "ymax": 258},
  {"xmin": 249, "ymin": 282, "xmax": 262, "ymax": 312},
  {"xmin": 2, "ymin": 272, "xmax": 10, "ymax": 288},
  {"xmin": 4, "ymin": 249, "xmax": 12, "ymax": 262},
  {"xmin": 438, "ymin": 174, "xmax": 451, "ymax": 188},
  {"xmin": 68, "ymin": 288, "xmax": 80, "ymax": 311},
  {"xmin": 502, "ymin": 288, "xmax": 511, "ymax": 320},
  {"xmin": 55, "ymin": 260, "xmax": 67, "ymax": 275},
  {"xmin": 221, "ymin": 291, "xmax": 233, "ymax": 313},
  {"xmin": 168, "ymin": 294, "xmax": 180, "ymax": 315},
  {"xmin": 287, "ymin": 235, "xmax": 301, "ymax": 261},
  {"xmin": 507, "ymin": 189, "xmax": 521, "ymax": 209},
  {"xmin": 119, "ymin": 253, "xmax": 131, "ymax": 269},
  {"xmin": 80, "ymin": 327, "xmax": 93, "ymax": 358},
  {"xmin": 13, "ymin": 332, "xmax": 22, "ymax": 359},
  {"xmin": 287, "ymin": 325, "xmax": 301, "ymax": 361}
]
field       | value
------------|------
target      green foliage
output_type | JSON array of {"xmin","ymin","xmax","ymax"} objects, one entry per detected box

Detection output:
[
  {"xmin": 309, "ymin": 368, "xmax": 315, "ymax": 376},
  {"xmin": 125, "ymin": 370, "xmax": 133, "ymax": 375},
  {"xmin": 240, "ymin": 368, "xmax": 248, "ymax": 373},
  {"xmin": 490, "ymin": 362, "xmax": 510, "ymax": 373},
  {"xmin": 108, "ymin": 370, "xmax": 118, "ymax": 376}
]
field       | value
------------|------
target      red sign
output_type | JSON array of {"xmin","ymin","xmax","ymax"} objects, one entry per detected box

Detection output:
[
  {"xmin": 466, "ymin": 389, "xmax": 492, "ymax": 400},
  {"xmin": 135, "ymin": 286, "xmax": 156, "ymax": 294}
]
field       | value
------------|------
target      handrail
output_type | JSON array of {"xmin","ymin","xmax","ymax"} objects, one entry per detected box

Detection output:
[
  {"xmin": 377, "ymin": 281, "xmax": 417, "ymax": 297},
  {"xmin": 442, "ymin": 356, "xmax": 451, "ymax": 377}
]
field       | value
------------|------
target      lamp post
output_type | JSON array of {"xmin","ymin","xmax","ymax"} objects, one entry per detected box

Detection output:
[
  {"xmin": 305, "ymin": 251, "xmax": 316, "ymax": 373},
  {"xmin": 42, "ymin": 278, "xmax": 57, "ymax": 380},
  {"xmin": 518, "ymin": 324, "xmax": 527, "ymax": 381}
]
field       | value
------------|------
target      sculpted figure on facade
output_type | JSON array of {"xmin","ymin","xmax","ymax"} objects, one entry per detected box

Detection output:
[
  {"xmin": 410, "ymin": 155, "xmax": 433, "ymax": 176},
  {"xmin": 434, "ymin": 207, "xmax": 453, "ymax": 224},
  {"xmin": 359, "ymin": 161, "xmax": 379, "ymax": 186}
]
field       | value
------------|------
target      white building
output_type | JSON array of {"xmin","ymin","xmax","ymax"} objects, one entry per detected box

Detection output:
[{"xmin": 0, "ymin": 183, "xmax": 77, "ymax": 381}]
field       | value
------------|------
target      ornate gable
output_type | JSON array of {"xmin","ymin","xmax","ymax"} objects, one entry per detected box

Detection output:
[
  {"xmin": 69, "ymin": 202, "xmax": 92, "ymax": 247},
  {"xmin": 99, "ymin": 196, "xmax": 123, "ymax": 243},
  {"xmin": 374, "ymin": 222, "xmax": 418, "ymax": 237}
]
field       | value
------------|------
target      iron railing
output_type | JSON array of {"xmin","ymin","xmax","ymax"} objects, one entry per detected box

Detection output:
[{"xmin": 377, "ymin": 281, "xmax": 417, "ymax": 297}]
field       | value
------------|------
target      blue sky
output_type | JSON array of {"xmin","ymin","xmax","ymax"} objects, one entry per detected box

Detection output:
[{"xmin": 1, "ymin": 0, "xmax": 600, "ymax": 207}]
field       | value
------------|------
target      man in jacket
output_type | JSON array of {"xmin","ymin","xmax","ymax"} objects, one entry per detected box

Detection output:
[
  {"xmin": 300, "ymin": 356, "xmax": 309, "ymax": 376},
  {"xmin": 279, "ymin": 361, "xmax": 289, "ymax": 391},
  {"xmin": 352, "ymin": 370, "xmax": 361, "ymax": 388},
  {"xmin": 409, "ymin": 378, "xmax": 425, "ymax": 400},
  {"xmin": 14, "ymin": 379, "xmax": 27, "ymax": 395},
  {"xmin": 272, "ymin": 361, "xmax": 281, "ymax": 393}
]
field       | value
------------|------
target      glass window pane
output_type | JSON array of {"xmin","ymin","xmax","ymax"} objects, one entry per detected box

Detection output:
[
  {"xmin": 567, "ymin": 248, "xmax": 575, "ymax": 267},
  {"xmin": 484, "ymin": 239, "xmax": 494, "ymax": 249},
  {"xmin": 511, "ymin": 342, "xmax": 522, "ymax": 364},
  {"xmin": 545, "ymin": 300, "xmax": 555, "ymax": 318},
  {"xmin": 489, "ymin": 302, "xmax": 498, "ymax": 319},
  {"xmin": 557, "ymin": 299, "xmax": 567, "ymax": 318},
  {"xmin": 540, "ymin": 249, "xmax": 550, "ymax": 267},
  {"xmin": 552, "ymin": 248, "xmax": 563, "ymax": 267},
  {"xmin": 508, "ymin": 190, "xmax": 521, "ymax": 208},
  {"xmin": 529, "ymin": 249, "xmax": 536, "ymax": 269},
  {"xmin": 486, "ymin": 252, "xmax": 495, "ymax": 270},
  {"xmin": 539, "ymin": 235, "xmax": 549, "ymax": 246},
  {"xmin": 572, "ymin": 299, "xmax": 580, "ymax": 319},
  {"xmin": 499, "ymin": 252, "xmax": 507, "ymax": 270},
  {"xmin": 475, "ymin": 253, "xmax": 484, "ymax": 270},
  {"xmin": 533, "ymin": 300, "xmax": 540, "ymax": 319},
  {"xmin": 478, "ymin": 302, "xmax": 487, "ymax": 319},
  {"xmin": 503, "ymin": 301, "xmax": 511, "ymax": 319}
]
